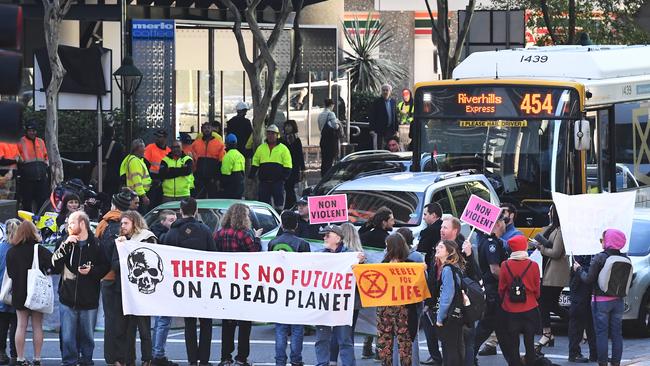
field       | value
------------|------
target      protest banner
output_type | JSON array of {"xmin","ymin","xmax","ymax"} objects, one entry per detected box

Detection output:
[
  {"xmin": 552, "ymin": 191, "xmax": 635, "ymax": 255},
  {"xmin": 460, "ymin": 194, "xmax": 502, "ymax": 234},
  {"xmin": 352, "ymin": 262, "xmax": 430, "ymax": 307},
  {"xmin": 116, "ymin": 241, "xmax": 358, "ymax": 326},
  {"xmin": 308, "ymin": 194, "xmax": 348, "ymax": 225}
]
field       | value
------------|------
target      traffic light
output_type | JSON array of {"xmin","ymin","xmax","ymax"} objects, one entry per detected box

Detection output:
[{"xmin": 0, "ymin": 4, "xmax": 24, "ymax": 142}]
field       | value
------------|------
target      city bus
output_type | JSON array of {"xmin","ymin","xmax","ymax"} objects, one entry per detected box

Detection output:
[{"xmin": 411, "ymin": 45, "xmax": 650, "ymax": 237}]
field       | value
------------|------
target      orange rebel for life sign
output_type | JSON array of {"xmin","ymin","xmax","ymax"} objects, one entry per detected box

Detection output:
[{"xmin": 352, "ymin": 263, "xmax": 430, "ymax": 307}]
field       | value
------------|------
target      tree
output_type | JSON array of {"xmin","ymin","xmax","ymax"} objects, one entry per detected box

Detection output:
[
  {"xmin": 339, "ymin": 13, "xmax": 408, "ymax": 94},
  {"xmin": 425, "ymin": 0, "xmax": 476, "ymax": 79},
  {"xmin": 489, "ymin": 0, "xmax": 649, "ymax": 45},
  {"xmin": 42, "ymin": 0, "xmax": 73, "ymax": 188}
]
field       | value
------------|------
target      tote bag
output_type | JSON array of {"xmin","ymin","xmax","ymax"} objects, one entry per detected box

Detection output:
[
  {"xmin": 24, "ymin": 245, "xmax": 53, "ymax": 314},
  {"xmin": 0, "ymin": 270, "xmax": 11, "ymax": 305}
]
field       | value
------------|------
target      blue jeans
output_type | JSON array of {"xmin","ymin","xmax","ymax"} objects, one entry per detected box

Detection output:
[
  {"xmin": 152, "ymin": 316, "xmax": 172, "ymax": 359},
  {"xmin": 259, "ymin": 181, "xmax": 285, "ymax": 209},
  {"xmin": 275, "ymin": 324, "xmax": 304, "ymax": 366},
  {"xmin": 592, "ymin": 299, "xmax": 624, "ymax": 363},
  {"xmin": 315, "ymin": 325, "xmax": 355, "ymax": 366},
  {"xmin": 60, "ymin": 303, "xmax": 97, "ymax": 366}
]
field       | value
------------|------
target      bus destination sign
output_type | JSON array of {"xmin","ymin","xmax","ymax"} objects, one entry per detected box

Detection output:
[{"xmin": 417, "ymin": 85, "xmax": 581, "ymax": 120}]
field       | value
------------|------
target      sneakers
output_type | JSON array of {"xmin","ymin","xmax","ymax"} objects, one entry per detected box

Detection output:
[
  {"xmin": 234, "ymin": 360, "xmax": 251, "ymax": 366},
  {"xmin": 217, "ymin": 361, "xmax": 232, "ymax": 366},
  {"xmin": 152, "ymin": 358, "xmax": 178, "ymax": 366}
]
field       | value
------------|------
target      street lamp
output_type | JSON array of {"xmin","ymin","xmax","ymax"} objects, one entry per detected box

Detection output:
[{"xmin": 113, "ymin": 55, "xmax": 143, "ymax": 144}]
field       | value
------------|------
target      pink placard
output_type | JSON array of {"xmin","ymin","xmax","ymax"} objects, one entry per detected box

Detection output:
[
  {"xmin": 308, "ymin": 194, "xmax": 348, "ymax": 225},
  {"xmin": 460, "ymin": 195, "xmax": 502, "ymax": 234}
]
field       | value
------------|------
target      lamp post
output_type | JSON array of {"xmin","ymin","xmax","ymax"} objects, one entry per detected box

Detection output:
[{"xmin": 113, "ymin": 55, "xmax": 143, "ymax": 145}]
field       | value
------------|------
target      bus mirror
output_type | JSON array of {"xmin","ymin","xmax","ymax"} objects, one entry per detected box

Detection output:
[{"xmin": 574, "ymin": 119, "xmax": 591, "ymax": 151}]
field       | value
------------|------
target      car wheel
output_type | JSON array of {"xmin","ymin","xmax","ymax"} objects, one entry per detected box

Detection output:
[{"xmin": 630, "ymin": 290, "xmax": 650, "ymax": 337}]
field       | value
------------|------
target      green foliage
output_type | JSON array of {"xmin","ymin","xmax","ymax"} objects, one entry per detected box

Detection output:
[
  {"xmin": 22, "ymin": 107, "xmax": 125, "ymax": 152},
  {"xmin": 350, "ymin": 90, "xmax": 376, "ymax": 122},
  {"xmin": 340, "ymin": 13, "xmax": 408, "ymax": 94},
  {"xmin": 487, "ymin": 0, "xmax": 649, "ymax": 45}
]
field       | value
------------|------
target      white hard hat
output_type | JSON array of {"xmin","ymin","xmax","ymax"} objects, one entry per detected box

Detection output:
[{"xmin": 236, "ymin": 101, "xmax": 249, "ymax": 111}]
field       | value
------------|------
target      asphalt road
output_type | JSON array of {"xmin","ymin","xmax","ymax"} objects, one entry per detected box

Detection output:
[{"xmin": 22, "ymin": 323, "xmax": 650, "ymax": 366}]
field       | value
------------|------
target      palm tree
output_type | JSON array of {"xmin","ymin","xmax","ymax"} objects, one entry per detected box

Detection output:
[{"xmin": 340, "ymin": 13, "xmax": 408, "ymax": 94}]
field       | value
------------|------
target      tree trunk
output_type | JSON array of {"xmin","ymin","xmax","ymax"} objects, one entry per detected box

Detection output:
[
  {"xmin": 42, "ymin": 0, "xmax": 72, "ymax": 189},
  {"xmin": 568, "ymin": 0, "xmax": 576, "ymax": 44}
]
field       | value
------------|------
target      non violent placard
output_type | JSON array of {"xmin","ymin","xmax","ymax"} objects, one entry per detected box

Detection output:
[
  {"xmin": 352, "ymin": 263, "xmax": 430, "ymax": 307},
  {"xmin": 552, "ymin": 191, "xmax": 635, "ymax": 255},
  {"xmin": 308, "ymin": 194, "xmax": 348, "ymax": 225},
  {"xmin": 460, "ymin": 194, "xmax": 502, "ymax": 234},
  {"xmin": 116, "ymin": 241, "xmax": 359, "ymax": 326}
]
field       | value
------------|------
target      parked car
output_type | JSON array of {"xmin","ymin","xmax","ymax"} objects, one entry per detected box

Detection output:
[
  {"xmin": 331, "ymin": 170, "xmax": 500, "ymax": 248},
  {"xmin": 144, "ymin": 199, "xmax": 281, "ymax": 250}
]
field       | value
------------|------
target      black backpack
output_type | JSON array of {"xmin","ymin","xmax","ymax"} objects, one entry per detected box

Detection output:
[
  {"xmin": 504, "ymin": 260, "xmax": 533, "ymax": 303},
  {"xmin": 449, "ymin": 265, "xmax": 486, "ymax": 324}
]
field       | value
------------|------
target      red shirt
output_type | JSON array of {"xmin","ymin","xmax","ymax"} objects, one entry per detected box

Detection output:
[
  {"xmin": 213, "ymin": 228, "xmax": 261, "ymax": 253},
  {"xmin": 498, "ymin": 258, "xmax": 540, "ymax": 313}
]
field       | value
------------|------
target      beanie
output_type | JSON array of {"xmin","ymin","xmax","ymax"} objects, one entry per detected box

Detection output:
[
  {"xmin": 112, "ymin": 191, "xmax": 132, "ymax": 211},
  {"xmin": 508, "ymin": 235, "xmax": 528, "ymax": 252},
  {"xmin": 603, "ymin": 229, "xmax": 626, "ymax": 251}
]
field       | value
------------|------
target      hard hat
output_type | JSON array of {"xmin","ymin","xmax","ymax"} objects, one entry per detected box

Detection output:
[
  {"xmin": 266, "ymin": 124, "xmax": 280, "ymax": 134},
  {"xmin": 236, "ymin": 101, "xmax": 249, "ymax": 111},
  {"xmin": 225, "ymin": 133, "xmax": 238, "ymax": 145}
]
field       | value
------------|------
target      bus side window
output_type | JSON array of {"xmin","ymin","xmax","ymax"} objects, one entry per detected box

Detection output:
[
  {"xmin": 614, "ymin": 102, "xmax": 649, "ymax": 189},
  {"xmin": 431, "ymin": 189, "xmax": 453, "ymax": 216}
]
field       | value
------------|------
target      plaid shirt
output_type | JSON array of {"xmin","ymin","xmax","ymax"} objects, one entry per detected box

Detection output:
[{"xmin": 214, "ymin": 228, "xmax": 261, "ymax": 253}]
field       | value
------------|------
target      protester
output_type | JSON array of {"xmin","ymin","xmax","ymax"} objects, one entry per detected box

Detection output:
[
  {"xmin": 191, "ymin": 122, "xmax": 226, "ymax": 199},
  {"xmin": 282, "ymin": 120, "xmax": 306, "ymax": 209},
  {"xmin": 159, "ymin": 140, "xmax": 193, "ymax": 203},
  {"xmin": 498, "ymin": 235, "xmax": 541, "ymax": 366},
  {"xmin": 318, "ymin": 99, "xmax": 341, "ymax": 177},
  {"xmin": 534, "ymin": 204, "xmax": 569, "ymax": 352},
  {"xmin": 314, "ymin": 225, "xmax": 355, "ymax": 366},
  {"xmin": 115, "ymin": 211, "xmax": 156, "ymax": 366},
  {"xmin": 55, "ymin": 193, "xmax": 81, "ymax": 232},
  {"xmin": 417, "ymin": 203, "xmax": 443, "ymax": 265},
  {"xmin": 0, "ymin": 219, "xmax": 19, "ymax": 366},
  {"xmin": 574, "ymin": 229, "xmax": 631, "ymax": 366},
  {"xmin": 120, "ymin": 139, "xmax": 152, "ymax": 214},
  {"xmin": 377, "ymin": 233, "xmax": 419, "ymax": 366},
  {"xmin": 214, "ymin": 203, "xmax": 262, "ymax": 366},
  {"xmin": 52, "ymin": 211, "xmax": 110, "ymax": 366},
  {"xmin": 269, "ymin": 211, "xmax": 310, "ymax": 366},
  {"xmin": 433, "ymin": 240, "xmax": 465, "ymax": 366},
  {"xmin": 567, "ymin": 254, "xmax": 596, "ymax": 363},
  {"xmin": 97, "ymin": 191, "xmax": 131, "ymax": 366},
  {"xmin": 220, "ymin": 134, "xmax": 246, "ymax": 199},
  {"xmin": 359, "ymin": 207, "xmax": 395, "ymax": 249},
  {"xmin": 293, "ymin": 198, "xmax": 321, "ymax": 240},
  {"xmin": 18, "ymin": 120, "xmax": 50, "ymax": 212},
  {"xmin": 368, "ymin": 84, "xmax": 398, "ymax": 150},
  {"xmin": 385, "ymin": 136, "xmax": 401, "ymax": 153},
  {"xmin": 6, "ymin": 221, "xmax": 54, "ymax": 366},
  {"xmin": 499, "ymin": 203, "xmax": 523, "ymax": 244},
  {"xmin": 250, "ymin": 125, "xmax": 293, "ymax": 212},
  {"xmin": 226, "ymin": 102, "xmax": 254, "ymax": 158},
  {"xmin": 150, "ymin": 209, "xmax": 176, "ymax": 242},
  {"xmin": 144, "ymin": 129, "xmax": 171, "ymax": 208},
  {"xmin": 164, "ymin": 198, "xmax": 215, "ymax": 366}
]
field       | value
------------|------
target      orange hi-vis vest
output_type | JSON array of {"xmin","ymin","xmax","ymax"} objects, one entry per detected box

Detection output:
[
  {"xmin": 0, "ymin": 143, "xmax": 20, "ymax": 170},
  {"xmin": 18, "ymin": 136, "xmax": 48, "ymax": 164},
  {"xmin": 144, "ymin": 143, "xmax": 170, "ymax": 175}
]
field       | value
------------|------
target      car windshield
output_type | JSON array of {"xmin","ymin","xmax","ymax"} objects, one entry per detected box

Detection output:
[
  {"xmin": 341, "ymin": 190, "xmax": 424, "ymax": 227},
  {"xmin": 628, "ymin": 219, "xmax": 650, "ymax": 257},
  {"xmin": 145, "ymin": 208, "xmax": 223, "ymax": 232},
  {"xmin": 313, "ymin": 161, "xmax": 407, "ymax": 196}
]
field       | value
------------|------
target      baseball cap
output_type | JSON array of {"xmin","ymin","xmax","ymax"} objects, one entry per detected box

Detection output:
[
  {"xmin": 25, "ymin": 120, "xmax": 37, "ymax": 130},
  {"xmin": 319, "ymin": 224, "xmax": 345, "ymax": 240},
  {"xmin": 154, "ymin": 129, "xmax": 168, "ymax": 137},
  {"xmin": 225, "ymin": 133, "xmax": 238, "ymax": 145},
  {"xmin": 236, "ymin": 101, "xmax": 249, "ymax": 111},
  {"xmin": 266, "ymin": 124, "xmax": 280, "ymax": 134},
  {"xmin": 296, "ymin": 197, "xmax": 308, "ymax": 206}
]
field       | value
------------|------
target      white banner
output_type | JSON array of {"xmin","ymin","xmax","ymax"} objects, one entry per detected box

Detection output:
[
  {"xmin": 552, "ymin": 192, "xmax": 636, "ymax": 255},
  {"xmin": 116, "ymin": 241, "xmax": 359, "ymax": 326}
]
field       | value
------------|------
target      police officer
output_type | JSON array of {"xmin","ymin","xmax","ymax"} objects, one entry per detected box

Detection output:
[
  {"xmin": 220, "ymin": 134, "xmax": 245, "ymax": 199},
  {"xmin": 119, "ymin": 139, "xmax": 152, "ymax": 214},
  {"xmin": 249, "ymin": 125, "xmax": 292, "ymax": 211},
  {"xmin": 159, "ymin": 140, "xmax": 193, "ymax": 203}
]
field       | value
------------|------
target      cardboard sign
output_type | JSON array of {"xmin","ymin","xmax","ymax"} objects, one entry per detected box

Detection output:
[
  {"xmin": 308, "ymin": 194, "xmax": 348, "ymax": 225},
  {"xmin": 460, "ymin": 195, "xmax": 502, "ymax": 234},
  {"xmin": 352, "ymin": 263, "xmax": 430, "ymax": 307}
]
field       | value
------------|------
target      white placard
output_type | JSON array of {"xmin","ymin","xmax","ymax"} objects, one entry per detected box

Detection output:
[
  {"xmin": 552, "ymin": 192, "xmax": 636, "ymax": 255},
  {"xmin": 529, "ymin": 249, "xmax": 543, "ymax": 278}
]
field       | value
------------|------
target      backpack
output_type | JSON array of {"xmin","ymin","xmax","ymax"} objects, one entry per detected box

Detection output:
[
  {"xmin": 597, "ymin": 253, "xmax": 633, "ymax": 297},
  {"xmin": 449, "ymin": 265, "xmax": 486, "ymax": 324},
  {"xmin": 504, "ymin": 260, "xmax": 533, "ymax": 303}
]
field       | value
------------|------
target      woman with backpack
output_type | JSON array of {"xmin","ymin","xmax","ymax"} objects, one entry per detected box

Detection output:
[
  {"xmin": 573, "ymin": 229, "xmax": 632, "ymax": 366},
  {"xmin": 498, "ymin": 235, "xmax": 541, "ymax": 366},
  {"xmin": 433, "ymin": 239, "xmax": 466, "ymax": 366}
]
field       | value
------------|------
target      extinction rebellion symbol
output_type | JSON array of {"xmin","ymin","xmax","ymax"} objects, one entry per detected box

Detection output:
[{"xmin": 358, "ymin": 270, "xmax": 388, "ymax": 299}]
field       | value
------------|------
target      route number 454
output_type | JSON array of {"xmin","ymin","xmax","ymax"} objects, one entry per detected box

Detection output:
[{"xmin": 520, "ymin": 93, "xmax": 553, "ymax": 115}]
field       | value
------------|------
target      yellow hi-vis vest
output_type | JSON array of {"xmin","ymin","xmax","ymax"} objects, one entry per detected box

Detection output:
[
  {"xmin": 161, "ymin": 155, "xmax": 193, "ymax": 198},
  {"xmin": 119, "ymin": 154, "xmax": 152, "ymax": 196}
]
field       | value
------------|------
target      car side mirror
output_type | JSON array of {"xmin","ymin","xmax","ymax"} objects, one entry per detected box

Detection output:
[{"xmin": 574, "ymin": 119, "xmax": 591, "ymax": 151}]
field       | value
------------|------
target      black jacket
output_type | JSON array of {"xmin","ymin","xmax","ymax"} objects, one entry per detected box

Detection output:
[
  {"xmin": 281, "ymin": 137, "xmax": 305, "ymax": 182},
  {"xmin": 150, "ymin": 222, "xmax": 170, "ymax": 243},
  {"xmin": 417, "ymin": 219, "xmax": 442, "ymax": 265},
  {"xmin": 577, "ymin": 249, "xmax": 628, "ymax": 297},
  {"xmin": 360, "ymin": 227, "xmax": 390, "ymax": 249},
  {"xmin": 51, "ymin": 234, "xmax": 110, "ymax": 309},
  {"xmin": 6, "ymin": 241, "xmax": 54, "ymax": 310},
  {"xmin": 226, "ymin": 116, "xmax": 253, "ymax": 158},
  {"xmin": 292, "ymin": 218, "xmax": 322, "ymax": 241},
  {"xmin": 164, "ymin": 217, "xmax": 216, "ymax": 251},
  {"xmin": 368, "ymin": 97, "xmax": 398, "ymax": 136},
  {"xmin": 269, "ymin": 231, "xmax": 311, "ymax": 252}
]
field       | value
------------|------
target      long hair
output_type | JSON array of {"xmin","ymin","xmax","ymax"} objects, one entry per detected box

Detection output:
[
  {"xmin": 384, "ymin": 233, "xmax": 410, "ymax": 262},
  {"xmin": 120, "ymin": 210, "xmax": 148, "ymax": 236},
  {"xmin": 4, "ymin": 219, "xmax": 21, "ymax": 244},
  {"xmin": 57, "ymin": 193, "xmax": 81, "ymax": 227},
  {"xmin": 10, "ymin": 220, "xmax": 41, "ymax": 245},
  {"xmin": 438, "ymin": 239, "xmax": 465, "ymax": 270},
  {"xmin": 340, "ymin": 223, "xmax": 362, "ymax": 252},
  {"xmin": 221, "ymin": 203, "xmax": 251, "ymax": 231}
]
